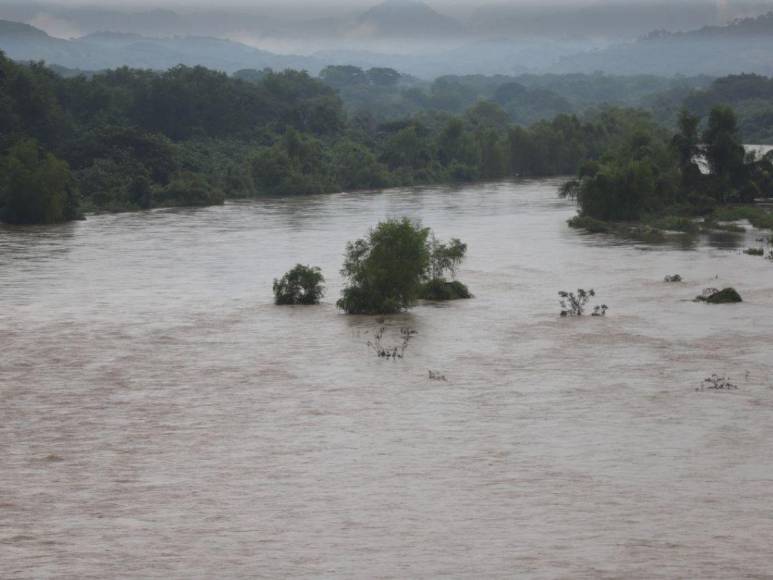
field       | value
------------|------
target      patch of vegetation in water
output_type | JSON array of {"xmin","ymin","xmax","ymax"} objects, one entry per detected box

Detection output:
[
  {"xmin": 695, "ymin": 287, "xmax": 743, "ymax": 304},
  {"xmin": 338, "ymin": 219, "xmax": 472, "ymax": 314},
  {"xmin": 701, "ymin": 219, "xmax": 746, "ymax": 233},
  {"xmin": 367, "ymin": 327, "xmax": 417, "ymax": 359},
  {"xmin": 273, "ymin": 264, "xmax": 325, "ymax": 305},
  {"xmin": 568, "ymin": 215, "xmax": 669, "ymax": 242},
  {"xmin": 710, "ymin": 206, "xmax": 773, "ymax": 231},
  {"xmin": 647, "ymin": 215, "xmax": 699, "ymax": 233},
  {"xmin": 664, "ymin": 274, "xmax": 683, "ymax": 282},
  {"xmin": 744, "ymin": 247, "xmax": 765, "ymax": 256},
  {"xmin": 559, "ymin": 288, "xmax": 608, "ymax": 317},
  {"xmin": 696, "ymin": 374, "xmax": 739, "ymax": 391},
  {"xmin": 419, "ymin": 279, "xmax": 472, "ymax": 301}
]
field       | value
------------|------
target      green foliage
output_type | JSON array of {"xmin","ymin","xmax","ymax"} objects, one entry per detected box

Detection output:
[
  {"xmin": 419, "ymin": 279, "xmax": 471, "ymax": 301},
  {"xmin": 0, "ymin": 139, "xmax": 80, "ymax": 224},
  {"xmin": 710, "ymin": 206, "xmax": 773, "ymax": 230},
  {"xmin": 250, "ymin": 130, "xmax": 337, "ymax": 196},
  {"xmin": 564, "ymin": 105, "xmax": 773, "ymax": 226},
  {"xmin": 703, "ymin": 106, "xmax": 747, "ymax": 195},
  {"xmin": 338, "ymin": 218, "xmax": 431, "ymax": 314},
  {"xmin": 420, "ymin": 236, "xmax": 471, "ymax": 301},
  {"xmin": 273, "ymin": 265, "xmax": 325, "ymax": 305},
  {"xmin": 156, "ymin": 172, "xmax": 225, "ymax": 207}
]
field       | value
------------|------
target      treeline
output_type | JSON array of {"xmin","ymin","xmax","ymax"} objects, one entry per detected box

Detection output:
[
  {"xmin": 648, "ymin": 73, "xmax": 773, "ymax": 144},
  {"xmin": 0, "ymin": 50, "xmax": 657, "ymax": 224},
  {"xmin": 307, "ymin": 65, "xmax": 710, "ymax": 126},
  {"xmin": 562, "ymin": 105, "xmax": 773, "ymax": 224}
]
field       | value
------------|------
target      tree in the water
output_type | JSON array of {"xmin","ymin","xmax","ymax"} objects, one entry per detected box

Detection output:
[
  {"xmin": 273, "ymin": 264, "xmax": 325, "ymax": 305},
  {"xmin": 0, "ymin": 139, "xmax": 80, "ymax": 224},
  {"xmin": 337, "ymin": 218, "xmax": 431, "ymax": 314},
  {"xmin": 420, "ymin": 236, "xmax": 471, "ymax": 300}
]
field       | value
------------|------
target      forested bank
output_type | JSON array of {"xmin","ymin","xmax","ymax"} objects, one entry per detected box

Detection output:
[
  {"xmin": 0, "ymin": 51, "xmax": 692, "ymax": 224},
  {"xmin": 561, "ymin": 106, "xmax": 773, "ymax": 234},
  {"xmin": 3, "ymin": 51, "xmax": 773, "ymax": 226}
]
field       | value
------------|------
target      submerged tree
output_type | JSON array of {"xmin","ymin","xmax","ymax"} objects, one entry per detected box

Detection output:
[
  {"xmin": 273, "ymin": 264, "xmax": 325, "ymax": 305},
  {"xmin": 337, "ymin": 218, "xmax": 431, "ymax": 314},
  {"xmin": 420, "ymin": 236, "xmax": 471, "ymax": 301},
  {"xmin": 559, "ymin": 288, "xmax": 608, "ymax": 317}
]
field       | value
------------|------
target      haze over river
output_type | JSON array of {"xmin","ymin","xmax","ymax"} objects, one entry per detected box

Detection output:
[{"xmin": 2, "ymin": 179, "xmax": 773, "ymax": 578}]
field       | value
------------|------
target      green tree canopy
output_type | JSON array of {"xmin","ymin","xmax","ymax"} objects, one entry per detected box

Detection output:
[
  {"xmin": 0, "ymin": 139, "xmax": 80, "ymax": 224},
  {"xmin": 338, "ymin": 218, "xmax": 431, "ymax": 314}
]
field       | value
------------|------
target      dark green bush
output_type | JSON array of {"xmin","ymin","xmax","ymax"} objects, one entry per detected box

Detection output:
[
  {"xmin": 273, "ymin": 264, "xmax": 325, "ymax": 305},
  {"xmin": 419, "ymin": 279, "xmax": 472, "ymax": 301},
  {"xmin": 695, "ymin": 287, "xmax": 743, "ymax": 303},
  {"xmin": 338, "ymin": 218, "xmax": 431, "ymax": 314}
]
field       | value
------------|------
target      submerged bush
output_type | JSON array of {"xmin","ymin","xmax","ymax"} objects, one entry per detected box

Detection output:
[
  {"xmin": 367, "ymin": 327, "xmax": 417, "ymax": 359},
  {"xmin": 696, "ymin": 374, "xmax": 738, "ymax": 391},
  {"xmin": 338, "ymin": 218, "xmax": 431, "ymax": 314},
  {"xmin": 664, "ymin": 274, "xmax": 683, "ymax": 282},
  {"xmin": 419, "ymin": 279, "xmax": 472, "ymax": 301},
  {"xmin": 273, "ymin": 264, "xmax": 325, "ymax": 305},
  {"xmin": 337, "ymin": 219, "xmax": 472, "ymax": 314},
  {"xmin": 744, "ymin": 248, "xmax": 764, "ymax": 256},
  {"xmin": 695, "ymin": 287, "xmax": 743, "ymax": 304},
  {"xmin": 567, "ymin": 215, "xmax": 611, "ymax": 233},
  {"xmin": 559, "ymin": 288, "xmax": 607, "ymax": 317},
  {"xmin": 420, "ymin": 236, "xmax": 471, "ymax": 301}
]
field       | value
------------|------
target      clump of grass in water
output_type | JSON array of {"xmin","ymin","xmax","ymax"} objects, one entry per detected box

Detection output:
[
  {"xmin": 664, "ymin": 274, "xmax": 683, "ymax": 282},
  {"xmin": 744, "ymin": 248, "xmax": 764, "ymax": 256},
  {"xmin": 696, "ymin": 374, "xmax": 738, "ymax": 391},
  {"xmin": 710, "ymin": 206, "xmax": 773, "ymax": 230}
]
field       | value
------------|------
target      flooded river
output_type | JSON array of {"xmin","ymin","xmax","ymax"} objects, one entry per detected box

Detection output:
[{"xmin": 2, "ymin": 179, "xmax": 773, "ymax": 578}]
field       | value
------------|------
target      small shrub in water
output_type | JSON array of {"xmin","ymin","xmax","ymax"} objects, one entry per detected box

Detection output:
[
  {"xmin": 744, "ymin": 248, "xmax": 764, "ymax": 256},
  {"xmin": 664, "ymin": 274, "xmax": 683, "ymax": 282},
  {"xmin": 695, "ymin": 287, "xmax": 743, "ymax": 304},
  {"xmin": 420, "ymin": 236, "xmax": 472, "ymax": 301},
  {"xmin": 428, "ymin": 370, "xmax": 447, "ymax": 381},
  {"xmin": 696, "ymin": 374, "xmax": 738, "ymax": 391},
  {"xmin": 273, "ymin": 264, "xmax": 325, "ymax": 305},
  {"xmin": 420, "ymin": 279, "xmax": 472, "ymax": 301},
  {"xmin": 559, "ymin": 288, "xmax": 608, "ymax": 317},
  {"xmin": 367, "ymin": 327, "xmax": 417, "ymax": 359}
]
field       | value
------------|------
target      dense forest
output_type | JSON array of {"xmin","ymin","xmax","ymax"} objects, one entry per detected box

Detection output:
[
  {"xmin": 3, "ymin": 49, "xmax": 773, "ymax": 225},
  {"xmin": 0, "ymin": 50, "xmax": 667, "ymax": 224}
]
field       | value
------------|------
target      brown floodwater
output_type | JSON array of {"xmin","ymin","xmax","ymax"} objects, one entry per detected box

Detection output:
[{"xmin": 2, "ymin": 179, "xmax": 772, "ymax": 578}]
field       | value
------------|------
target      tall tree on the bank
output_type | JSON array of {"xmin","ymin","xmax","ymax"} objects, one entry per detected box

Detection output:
[
  {"xmin": 703, "ymin": 106, "xmax": 747, "ymax": 198},
  {"xmin": 0, "ymin": 139, "xmax": 80, "ymax": 224}
]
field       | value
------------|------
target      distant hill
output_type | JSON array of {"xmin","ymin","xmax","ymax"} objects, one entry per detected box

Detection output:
[
  {"xmin": 0, "ymin": 19, "xmax": 323, "ymax": 74},
  {"xmin": 553, "ymin": 12, "xmax": 773, "ymax": 76},
  {"xmin": 355, "ymin": 0, "xmax": 465, "ymax": 38}
]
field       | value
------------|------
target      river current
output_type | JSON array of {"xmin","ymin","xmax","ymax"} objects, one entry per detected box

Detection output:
[{"xmin": 2, "ymin": 179, "xmax": 772, "ymax": 578}]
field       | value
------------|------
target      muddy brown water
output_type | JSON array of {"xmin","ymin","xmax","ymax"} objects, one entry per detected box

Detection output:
[{"xmin": 2, "ymin": 179, "xmax": 773, "ymax": 578}]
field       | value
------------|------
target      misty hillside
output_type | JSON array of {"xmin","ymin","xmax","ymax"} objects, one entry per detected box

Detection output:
[
  {"xmin": 0, "ymin": 20, "xmax": 322, "ymax": 73},
  {"xmin": 355, "ymin": 0, "xmax": 465, "ymax": 38},
  {"xmin": 554, "ymin": 12, "xmax": 773, "ymax": 76}
]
